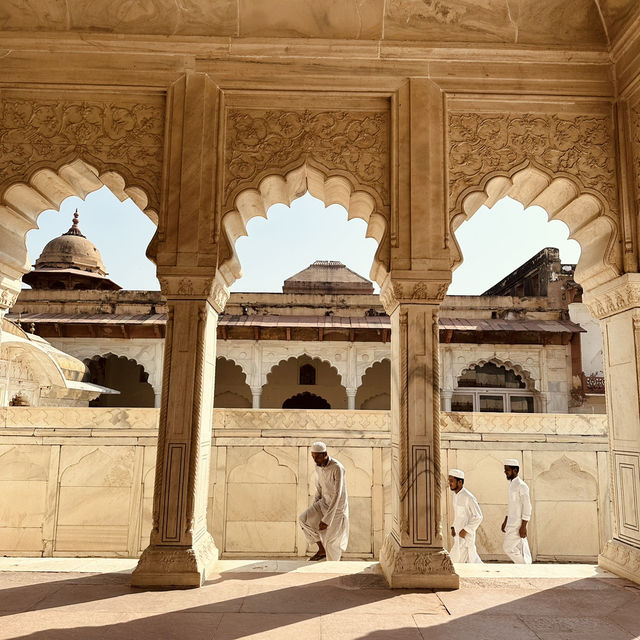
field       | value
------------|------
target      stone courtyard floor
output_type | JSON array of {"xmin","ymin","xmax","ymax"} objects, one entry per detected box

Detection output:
[{"xmin": 0, "ymin": 559, "xmax": 639, "ymax": 639}]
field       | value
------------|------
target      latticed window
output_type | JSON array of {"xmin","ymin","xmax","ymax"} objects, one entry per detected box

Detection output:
[{"xmin": 452, "ymin": 362, "xmax": 535, "ymax": 413}]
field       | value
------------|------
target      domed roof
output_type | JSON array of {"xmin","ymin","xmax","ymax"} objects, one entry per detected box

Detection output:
[{"xmin": 35, "ymin": 210, "xmax": 107, "ymax": 276}]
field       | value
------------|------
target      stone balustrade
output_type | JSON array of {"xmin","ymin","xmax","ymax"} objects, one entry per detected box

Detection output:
[{"xmin": 0, "ymin": 407, "xmax": 611, "ymax": 562}]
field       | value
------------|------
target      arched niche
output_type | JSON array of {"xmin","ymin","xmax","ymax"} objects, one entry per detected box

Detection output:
[
  {"xmin": 214, "ymin": 357, "xmax": 252, "ymax": 408},
  {"xmin": 84, "ymin": 353, "xmax": 155, "ymax": 408},
  {"xmin": 262, "ymin": 354, "xmax": 347, "ymax": 409},
  {"xmin": 0, "ymin": 158, "xmax": 158, "ymax": 307},
  {"xmin": 217, "ymin": 164, "xmax": 389, "ymax": 291},
  {"xmin": 450, "ymin": 166, "xmax": 621, "ymax": 293},
  {"xmin": 356, "ymin": 358, "xmax": 391, "ymax": 410}
]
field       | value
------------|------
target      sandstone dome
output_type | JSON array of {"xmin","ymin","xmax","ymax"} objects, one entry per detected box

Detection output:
[{"xmin": 35, "ymin": 211, "xmax": 107, "ymax": 275}]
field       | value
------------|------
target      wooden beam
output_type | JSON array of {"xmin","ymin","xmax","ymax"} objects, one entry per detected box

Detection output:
[
  {"xmin": 286, "ymin": 327, "xmax": 291, "ymax": 341},
  {"xmin": 318, "ymin": 327, "xmax": 324, "ymax": 341}
]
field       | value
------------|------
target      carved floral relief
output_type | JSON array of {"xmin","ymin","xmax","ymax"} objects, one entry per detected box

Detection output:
[
  {"xmin": 0, "ymin": 96, "xmax": 164, "ymax": 211},
  {"xmin": 224, "ymin": 108, "xmax": 390, "ymax": 207},
  {"xmin": 448, "ymin": 112, "xmax": 617, "ymax": 212}
]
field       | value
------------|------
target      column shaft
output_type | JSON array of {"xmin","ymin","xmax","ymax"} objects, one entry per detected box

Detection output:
[{"xmin": 133, "ymin": 297, "xmax": 219, "ymax": 587}]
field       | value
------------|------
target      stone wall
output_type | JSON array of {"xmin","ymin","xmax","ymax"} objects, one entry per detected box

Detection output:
[{"xmin": 0, "ymin": 407, "xmax": 610, "ymax": 562}]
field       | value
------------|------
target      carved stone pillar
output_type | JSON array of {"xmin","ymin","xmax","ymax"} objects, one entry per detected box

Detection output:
[
  {"xmin": 441, "ymin": 389, "xmax": 453, "ymax": 412},
  {"xmin": 132, "ymin": 275, "xmax": 229, "ymax": 587},
  {"xmin": 585, "ymin": 274, "xmax": 640, "ymax": 585},
  {"xmin": 251, "ymin": 387, "xmax": 262, "ymax": 409},
  {"xmin": 378, "ymin": 276, "xmax": 458, "ymax": 589},
  {"xmin": 346, "ymin": 388, "xmax": 357, "ymax": 410}
]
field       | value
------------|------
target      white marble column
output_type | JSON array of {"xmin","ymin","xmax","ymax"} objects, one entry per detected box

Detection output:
[
  {"xmin": 378, "ymin": 277, "xmax": 458, "ymax": 588},
  {"xmin": 251, "ymin": 386, "xmax": 262, "ymax": 408},
  {"xmin": 346, "ymin": 388, "xmax": 357, "ymax": 410},
  {"xmin": 585, "ymin": 275, "xmax": 640, "ymax": 585},
  {"xmin": 441, "ymin": 389, "xmax": 453, "ymax": 412}
]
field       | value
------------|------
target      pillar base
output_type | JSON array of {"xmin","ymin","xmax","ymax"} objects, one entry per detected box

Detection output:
[
  {"xmin": 379, "ymin": 534, "xmax": 459, "ymax": 589},
  {"xmin": 132, "ymin": 531, "xmax": 219, "ymax": 588},
  {"xmin": 599, "ymin": 539, "xmax": 640, "ymax": 585}
]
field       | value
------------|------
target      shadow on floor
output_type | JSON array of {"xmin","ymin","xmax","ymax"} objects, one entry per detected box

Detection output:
[{"xmin": 1, "ymin": 567, "xmax": 640, "ymax": 639}]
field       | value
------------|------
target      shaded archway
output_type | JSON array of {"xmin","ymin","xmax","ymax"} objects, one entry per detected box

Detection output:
[
  {"xmin": 282, "ymin": 392, "xmax": 331, "ymax": 409},
  {"xmin": 262, "ymin": 355, "xmax": 347, "ymax": 409},
  {"xmin": 356, "ymin": 358, "xmax": 390, "ymax": 410},
  {"xmin": 85, "ymin": 353, "xmax": 154, "ymax": 407},
  {"xmin": 214, "ymin": 357, "xmax": 252, "ymax": 408}
]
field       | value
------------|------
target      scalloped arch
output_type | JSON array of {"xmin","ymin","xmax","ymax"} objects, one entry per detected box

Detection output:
[
  {"xmin": 84, "ymin": 352, "xmax": 153, "ymax": 379},
  {"xmin": 455, "ymin": 357, "xmax": 538, "ymax": 392},
  {"xmin": 0, "ymin": 158, "xmax": 158, "ymax": 304},
  {"xmin": 265, "ymin": 354, "xmax": 345, "ymax": 387},
  {"xmin": 450, "ymin": 164, "xmax": 621, "ymax": 292},
  {"xmin": 215, "ymin": 356, "xmax": 251, "ymax": 384},
  {"xmin": 218, "ymin": 163, "xmax": 389, "ymax": 290},
  {"xmin": 357, "ymin": 356, "xmax": 391, "ymax": 388}
]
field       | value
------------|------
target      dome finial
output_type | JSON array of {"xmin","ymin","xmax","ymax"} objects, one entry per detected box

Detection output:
[{"xmin": 63, "ymin": 209, "xmax": 85, "ymax": 238}]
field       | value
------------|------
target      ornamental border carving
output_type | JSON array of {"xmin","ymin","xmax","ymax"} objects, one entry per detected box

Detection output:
[
  {"xmin": 583, "ymin": 274, "xmax": 640, "ymax": 319},
  {"xmin": 223, "ymin": 107, "xmax": 390, "ymax": 211},
  {"xmin": 448, "ymin": 111, "xmax": 617, "ymax": 214},
  {"xmin": 0, "ymin": 93, "xmax": 165, "ymax": 212}
]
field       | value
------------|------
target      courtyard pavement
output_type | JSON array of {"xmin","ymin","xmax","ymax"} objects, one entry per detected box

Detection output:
[{"xmin": 0, "ymin": 559, "xmax": 639, "ymax": 639}]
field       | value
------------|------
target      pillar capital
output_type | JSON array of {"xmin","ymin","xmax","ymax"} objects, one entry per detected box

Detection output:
[
  {"xmin": 584, "ymin": 273, "xmax": 640, "ymax": 319},
  {"xmin": 0, "ymin": 277, "xmax": 20, "ymax": 313},
  {"xmin": 158, "ymin": 271, "xmax": 230, "ymax": 314},
  {"xmin": 379, "ymin": 272, "xmax": 450, "ymax": 314}
]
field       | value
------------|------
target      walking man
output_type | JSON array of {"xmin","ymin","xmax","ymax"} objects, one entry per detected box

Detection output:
[
  {"xmin": 501, "ymin": 458, "xmax": 532, "ymax": 564},
  {"xmin": 448, "ymin": 468, "xmax": 483, "ymax": 563},
  {"xmin": 299, "ymin": 441, "xmax": 349, "ymax": 561}
]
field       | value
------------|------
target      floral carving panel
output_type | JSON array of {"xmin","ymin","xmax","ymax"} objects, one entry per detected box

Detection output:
[
  {"xmin": 224, "ymin": 109, "xmax": 390, "ymax": 208},
  {"xmin": 0, "ymin": 96, "xmax": 165, "ymax": 211},
  {"xmin": 448, "ymin": 112, "xmax": 617, "ymax": 212}
]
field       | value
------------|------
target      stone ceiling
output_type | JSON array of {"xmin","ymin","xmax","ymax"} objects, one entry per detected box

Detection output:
[{"xmin": 0, "ymin": 0, "xmax": 637, "ymax": 49}]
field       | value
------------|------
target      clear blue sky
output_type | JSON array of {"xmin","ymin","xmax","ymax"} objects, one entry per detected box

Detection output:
[{"xmin": 26, "ymin": 188, "xmax": 580, "ymax": 294}]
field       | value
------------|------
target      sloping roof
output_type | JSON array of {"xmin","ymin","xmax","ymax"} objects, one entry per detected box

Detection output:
[{"xmin": 283, "ymin": 261, "xmax": 373, "ymax": 295}]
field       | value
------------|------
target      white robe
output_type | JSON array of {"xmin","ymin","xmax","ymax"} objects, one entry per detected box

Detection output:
[
  {"xmin": 450, "ymin": 487, "xmax": 483, "ymax": 563},
  {"xmin": 299, "ymin": 457, "xmax": 349, "ymax": 561},
  {"xmin": 503, "ymin": 475, "xmax": 532, "ymax": 564}
]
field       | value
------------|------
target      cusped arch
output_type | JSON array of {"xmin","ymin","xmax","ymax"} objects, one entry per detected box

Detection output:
[
  {"xmin": 357, "ymin": 356, "xmax": 391, "ymax": 388},
  {"xmin": 265, "ymin": 354, "xmax": 345, "ymax": 387},
  {"xmin": 216, "ymin": 355, "xmax": 251, "ymax": 384},
  {"xmin": 218, "ymin": 163, "xmax": 389, "ymax": 290},
  {"xmin": 450, "ymin": 165, "xmax": 621, "ymax": 292},
  {"xmin": 455, "ymin": 357, "xmax": 538, "ymax": 393},
  {"xmin": 0, "ymin": 158, "xmax": 158, "ymax": 304}
]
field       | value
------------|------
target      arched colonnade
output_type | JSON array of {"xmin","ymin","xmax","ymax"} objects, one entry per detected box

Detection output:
[{"xmin": 0, "ymin": 72, "xmax": 639, "ymax": 591}]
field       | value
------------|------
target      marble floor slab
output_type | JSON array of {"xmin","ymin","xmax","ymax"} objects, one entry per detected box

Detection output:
[{"xmin": 0, "ymin": 560, "xmax": 638, "ymax": 639}]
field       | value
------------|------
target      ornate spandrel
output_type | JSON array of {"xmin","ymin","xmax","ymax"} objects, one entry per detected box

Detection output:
[
  {"xmin": 0, "ymin": 94, "xmax": 164, "ymax": 212},
  {"xmin": 448, "ymin": 111, "xmax": 617, "ymax": 212}
]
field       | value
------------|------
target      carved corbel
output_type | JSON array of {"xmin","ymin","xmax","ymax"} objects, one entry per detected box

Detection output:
[
  {"xmin": 157, "ymin": 272, "xmax": 230, "ymax": 314},
  {"xmin": 380, "ymin": 273, "xmax": 450, "ymax": 314},
  {"xmin": 583, "ymin": 273, "xmax": 640, "ymax": 319}
]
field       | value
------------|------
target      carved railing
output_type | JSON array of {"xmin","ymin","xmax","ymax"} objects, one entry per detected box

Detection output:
[
  {"xmin": 0, "ymin": 407, "xmax": 607, "ymax": 438},
  {"xmin": 212, "ymin": 408, "xmax": 391, "ymax": 433},
  {"xmin": 441, "ymin": 411, "xmax": 608, "ymax": 436},
  {"xmin": 582, "ymin": 373, "xmax": 606, "ymax": 395}
]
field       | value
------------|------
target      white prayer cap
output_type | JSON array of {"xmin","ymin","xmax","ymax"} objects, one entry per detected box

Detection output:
[
  {"xmin": 448, "ymin": 468, "xmax": 464, "ymax": 480},
  {"xmin": 504, "ymin": 458, "xmax": 520, "ymax": 467},
  {"xmin": 311, "ymin": 441, "xmax": 327, "ymax": 453}
]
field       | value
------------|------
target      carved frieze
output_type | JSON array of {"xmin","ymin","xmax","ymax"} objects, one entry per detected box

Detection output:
[
  {"xmin": 448, "ymin": 112, "xmax": 617, "ymax": 212},
  {"xmin": 380, "ymin": 278, "xmax": 449, "ymax": 314},
  {"xmin": 224, "ymin": 108, "xmax": 390, "ymax": 208},
  {"xmin": 158, "ymin": 275, "xmax": 230, "ymax": 312},
  {"xmin": 0, "ymin": 95, "xmax": 164, "ymax": 211},
  {"xmin": 583, "ymin": 273, "xmax": 640, "ymax": 318}
]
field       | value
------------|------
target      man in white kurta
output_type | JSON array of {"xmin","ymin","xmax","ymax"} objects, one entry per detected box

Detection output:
[
  {"xmin": 448, "ymin": 469, "xmax": 483, "ymax": 563},
  {"xmin": 501, "ymin": 458, "xmax": 532, "ymax": 564},
  {"xmin": 299, "ymin": 441, "xmax": 349, "ymax": 561}
]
